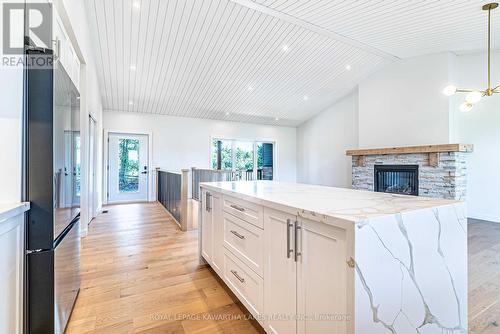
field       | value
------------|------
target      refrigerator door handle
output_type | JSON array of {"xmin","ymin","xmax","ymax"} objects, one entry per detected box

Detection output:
[{"xmin": 25, "ymin": 249, "xmax": 45, "ymax": 255}]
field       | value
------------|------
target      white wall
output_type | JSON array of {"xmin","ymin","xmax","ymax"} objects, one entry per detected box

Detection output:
[
  {"xmin": 103, "ymin": 111, "xmax": 297, "ymax": 200},
  {"xmin": 0, "ymin": 0, "xmax": 24, "ymax": 203},
  {"xmin": 452, "ymin": 51, "xmax": 500, "ymax": 222},
  {"xmin": 297, "ymin": 90, "xmax": 358, "ymax": 187},
  {"xmin": 0, "ymin": 68, "xmax": 23, "ymax": 203},
  {"xmin": 358, "ymin": 53, "xmax": 453, "ymax": 147}
]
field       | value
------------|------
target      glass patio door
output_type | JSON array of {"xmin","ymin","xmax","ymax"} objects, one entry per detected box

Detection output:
[{"xmin": 107, "ymin": 133, "xmax": 149, "ymax": 203}]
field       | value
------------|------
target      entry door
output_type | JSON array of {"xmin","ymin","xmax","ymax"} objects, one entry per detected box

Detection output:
[{"xmin": 108, "ymin": 133, "xmax": 149, "ymax": 203}]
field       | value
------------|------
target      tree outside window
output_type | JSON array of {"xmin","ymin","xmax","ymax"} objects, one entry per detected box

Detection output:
[
  {"xmin": 118, "ymin": 139, "xmax": 140, "ymax": 192},
  {"xmin": 211, "ymin": 138, "xmax": 273, "ymax": 180}
]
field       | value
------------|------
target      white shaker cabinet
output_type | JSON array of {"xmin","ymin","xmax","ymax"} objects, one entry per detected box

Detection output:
[
  {"xmin": 297, "ymin": 217, "xmax": 351, "ymax": 334},
  {"xmin": 200, "ymin": 186, "xmax": 353, "ymax": 333},
  {"xmin": 263, "ymin": 208, "xmax": 297, "ymax": 334},
  {"xmin": 200, "ymin": 189, "xmax": 223, "ymax": 275},
  {"xmin": 211, "ymin": 192, "xmax": 223, "ymax": 275},
  {"xmin": 201, "ymin": 189, "xmax": 213, "ymax": 263},
  {"xmin": 0, "ymin": 204, "xmax": 29, "ymax": 334},
  {"xmin": 263, "ymin": 209, "xmax": 351, "ymax": 334},
  {"xmin": 53, "ymin": 9, "xmax": 80, "ymax": 89}
]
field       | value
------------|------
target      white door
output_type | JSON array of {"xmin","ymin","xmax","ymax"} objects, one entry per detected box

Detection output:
[
  {"xmin": 108, "ymin": 133, "xmax": 149, "ymax": 203},
  {"xmin": 201, "ymin": 189, "xmax": 213, "ymax": 262},
  {"xmin": 297, "ymin": 218, "xmax": 350, "ymax": 334},
  {"xmin": 264, "ymin": 208, "xmax": 297, "ymax": 334},
  {"xmin": 88, "ymin": 117, "xmax": 96, "ymax": 222}
]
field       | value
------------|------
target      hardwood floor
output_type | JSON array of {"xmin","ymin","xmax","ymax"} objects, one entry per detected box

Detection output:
[
  {"xmin": 468, "ymin": 218, "xmax": 500, "ymax": 334},
  {"xmin": 66, "ymin": 202, "xmax": 262, "ymax": 333},
  {"xmin": 67, "ymin": 203, "xmax": 500, "ymax": 333}
]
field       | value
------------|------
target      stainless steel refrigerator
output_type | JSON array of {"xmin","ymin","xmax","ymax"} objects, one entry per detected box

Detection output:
[{"xmin": 23, "ymin": 41, "xmax": 81, "ymax": 333}]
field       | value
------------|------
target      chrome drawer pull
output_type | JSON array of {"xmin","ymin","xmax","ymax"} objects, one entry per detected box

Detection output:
[
  {"xmin": 230, "ymin": 270, "xmax": 245, "ymax": 283},
  {"xmin": 294, "ymin": 221, "xmax": 302, "ymax": 262},
  {"xmin": 287, "ymin": 219, "xmax": 294, "ymax": 258},
  {"xmin": 230, "ymin": 230, "xmax": 245, "ymax": 239},
  {"xmin": 230, "ymin": 204, "xmax": 245, "ymax": 212}
]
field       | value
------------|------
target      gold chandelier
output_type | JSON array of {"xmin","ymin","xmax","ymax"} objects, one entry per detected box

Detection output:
[{"xmin": 443, "ymin": 3, "xmax": 499, "ymax": 112}]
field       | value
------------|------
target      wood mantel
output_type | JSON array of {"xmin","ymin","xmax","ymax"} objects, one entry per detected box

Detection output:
[{"xmin": 346, "ymin": 144, "xmax": 473, "ymax": 156}]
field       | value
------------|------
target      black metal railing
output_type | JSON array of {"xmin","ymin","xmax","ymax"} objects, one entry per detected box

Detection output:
[{"xmin": 157, "ymin": 170, "xmax": 182, "ymax": 223}]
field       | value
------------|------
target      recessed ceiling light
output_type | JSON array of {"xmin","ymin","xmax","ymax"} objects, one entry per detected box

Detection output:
[
  {"xmin": 225, "ymin": 112, "xmax": 230, "ymax": 116},
  {"xmin": 282, "ymin": 44, "xmax": 289, "ymax": 52},
  {"xmin": 130, "ymin": 65, "xmax": 136, "ymax": 71},
  {"xmin": 129, "ymin": 101, "xmax": 133, "ymax": 105},
  {"xmin": 303, "ymin": 95, "xmax": 309, "ymax": 101},
  {"xmin": 247, "ymin": 85, "xmax": 253, "ymax": 91},
  {"xmin": 275, "ymin": 117, "xmax": 279, "ymax": 121},
  {"xmin": 133, "ymin": 1, "xmax": 140, "ymax": 9},
  {"xmin": 345, "ymin": 64, "xmax": 352, "ymax": 71}
]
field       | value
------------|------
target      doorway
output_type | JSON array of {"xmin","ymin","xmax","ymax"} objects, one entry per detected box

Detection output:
[{"xmin": 107, "ymin": 133, "xmax": 149, "ymax": 203}]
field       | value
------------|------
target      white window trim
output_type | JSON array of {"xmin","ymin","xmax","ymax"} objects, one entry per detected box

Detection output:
[{"xmin": 209, "ymin": 136, "xmax": 276, "ymax": 178}]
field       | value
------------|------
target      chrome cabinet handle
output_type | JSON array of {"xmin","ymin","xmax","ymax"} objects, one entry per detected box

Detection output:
[
  {"xmin": 294, "ymin": 221, "xmax": 301, "ymax": 262},
  {"xmin": 230, "ymin": 204, "xmax": 245, "ymax": 212},
  {"xmin": 287, "ymin": 219, "xmax": 294, "ymax": 259},
  {"xmin": 205, "ymin": 192, "xmax": 211, "ymax": 212},
  {"xmin": 230, "ymin": 270, "xmax": 245, "ymax": 283},
  {"xmin": 230, "ymin": 230, "xmax": 245, "ymax": 239}
]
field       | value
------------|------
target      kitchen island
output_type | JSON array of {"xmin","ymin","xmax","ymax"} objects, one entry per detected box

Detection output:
[{"xmin": 198, "ymin": 181, "xmax": 467, "ymax": 334}]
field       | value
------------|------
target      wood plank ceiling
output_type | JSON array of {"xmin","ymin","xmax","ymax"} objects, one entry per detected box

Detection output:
[{"xmin": 85, "ymin": 0, "xmax": 497, "ymax": 126}]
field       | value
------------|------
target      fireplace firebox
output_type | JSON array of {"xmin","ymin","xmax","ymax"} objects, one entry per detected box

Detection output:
[{"xmin": 374, "ymin": 165, "xmax": 419, "ymax": 196}]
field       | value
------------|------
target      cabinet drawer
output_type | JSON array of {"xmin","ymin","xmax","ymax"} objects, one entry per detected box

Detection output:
[
  {"xmin": 223, "ymin": 212, "xmax": 264, "ymax": 276},
  {"xmin": 223, "ymin": 249, "xmax": 264, "ymax": 317},
  {"xmin": 223, "ymin": 195, "xmax": 263, "ymax": 228}
]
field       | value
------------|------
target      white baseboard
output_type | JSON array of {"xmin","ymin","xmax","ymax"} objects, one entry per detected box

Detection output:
[{"xmin": 468, "ymin": 212, "xmax": 500, "ymax": 223}]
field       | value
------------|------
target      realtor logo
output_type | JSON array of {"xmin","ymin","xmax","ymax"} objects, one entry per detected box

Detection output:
[{"xmin": 2, "ymin": 2, "xmax": 52, "ymax": 55}]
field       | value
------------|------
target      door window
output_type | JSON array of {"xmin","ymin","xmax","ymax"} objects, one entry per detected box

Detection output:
[
  {"xmin": 118, "ymin": 138, "xmax": 140, "ymax": 193},
  {"xmin": 108, "ymin": 133, "xmax": 149, "ymax": 203}
]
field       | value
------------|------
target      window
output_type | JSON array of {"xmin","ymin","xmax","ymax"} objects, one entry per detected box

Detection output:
[
  {"xmin": 212, "ymin": 138, "xmax": 274, "ymax": 180},
  {"xmin": 211, "ymin": 139, "xmax": 232, "ymax": 170},
  {"xmin": 234, "ymin": 141, "xmax": 254, "ymax": 171},
  {"xmin": 118, "ymin": 138, "xmax": 140, "ymax": 192},
  {"xmin": 257, "ymin": 142, "xmax": 274, "ymax": 180}
]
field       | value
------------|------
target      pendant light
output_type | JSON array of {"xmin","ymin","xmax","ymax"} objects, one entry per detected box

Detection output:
[{"xmin": 443, "ymin": 3, "xmax": 499, "ymax": 111}]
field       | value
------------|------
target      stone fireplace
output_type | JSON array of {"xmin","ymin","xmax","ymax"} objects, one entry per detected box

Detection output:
[{"xmin": 346, "ymin": 144, "xmax": 473, "ymax": 200}]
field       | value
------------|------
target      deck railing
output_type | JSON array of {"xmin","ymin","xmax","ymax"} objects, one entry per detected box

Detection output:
[
  {"xmin": 157, "ymin": 167, "xmax": 271, "ymax": 230},
  {"xmin": 156, "ymin": 169, "xmax": 190, "ymax": 231},
  {"xmin": 191, "ymin": 168, "xmax": 235, "ymax": 201},
  {"xmin": 191, "ymin": 168, "xmax": 268, "ymax": 201}
]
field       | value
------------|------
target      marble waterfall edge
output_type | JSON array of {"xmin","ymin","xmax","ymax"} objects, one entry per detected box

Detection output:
[{"xmin": 354, "ymin": 202, "xmax": 467, "ymax": 333}]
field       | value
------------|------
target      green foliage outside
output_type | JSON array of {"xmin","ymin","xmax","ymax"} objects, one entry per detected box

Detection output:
[
  {"xmin": 212, "ymin": 140, "xmax": 258, "ymax": 171},
  {"xmin": 212, "ymin": 139, "xmax": 233, "ymax": 170},
  {"xmin": 119, "ymin": 139, "xmax": 140, "ymax": 192},
  {"xmin": 257, "ymin": 144, "xmax": 263, "ymax": 169}
]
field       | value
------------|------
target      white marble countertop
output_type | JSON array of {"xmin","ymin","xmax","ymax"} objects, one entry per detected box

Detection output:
[
  {"xmin": 200, "ymin": 181, "xmax": 460, "ymax": 222},
  {"xmin": 0, "ymin": 202, "xmax": 30, "ymax": 222}
]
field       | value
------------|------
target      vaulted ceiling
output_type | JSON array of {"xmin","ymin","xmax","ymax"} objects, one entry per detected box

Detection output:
[{"xmin": 85, "ymin": 0, "xmax": 498, "ymax": 126}]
